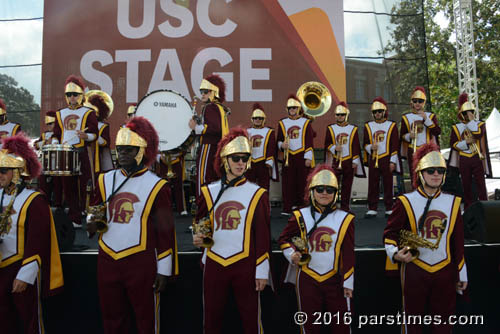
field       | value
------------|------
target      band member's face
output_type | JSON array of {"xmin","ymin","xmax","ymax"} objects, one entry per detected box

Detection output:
[
  {"xmin": 252, "ymin": 117, "xmax": 264, "ymax": 127},
  {"xmin": 372, "ymin": 109, "xmax": 384, "ymax": 121},
  {"xmin": 411, "ymin": 98, "xmax": 425, "ymax": 111},
  {"xmin": 288, "ymin": 106, "xmax": 299, "ymax": 117},
  {"xmin": 422, "ymin": 167, "xmax": 445, "ymax": 188},
  {"xmin": 67, "ymin": 93, "xmax": 82, "ymax": 107},
  {"xmin": 313, "ymin": 186, "xmax": 335, "ymax": 207},
  {"xmin": 116, "ymin": 145, "xmax": 139, "ymax": 169},
  {"xmin": 228, "ymin": 154, "xmax": 249, "ymax": 177},
  {"xmin": 336, "ymin": 114, "xmax": 346, "ymax": 123},
  {"xmin": 200, "ymin": 89, "xmax": 211, "ymax": 103},
  {"xmin": 47, "ymin": 123, "xmax": 55, "ymax": 131},
  {"xmin": 0, "ymin": 168, "xmax": 14, "ymax": 188}
]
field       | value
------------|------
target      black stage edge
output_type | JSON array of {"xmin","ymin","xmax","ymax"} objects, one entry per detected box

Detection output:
[{"xmin": 42, "ymin": 244, "xmax": 500, "ymax": 334}]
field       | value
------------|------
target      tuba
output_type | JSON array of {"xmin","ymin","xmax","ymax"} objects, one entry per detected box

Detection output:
[
  {"xmin": 296, "ymin": 81, "xmax": 332, "ymax": 118},
  {"xmin": 84, "ymin": 90, "xmax": 114, "ymax": 118}
]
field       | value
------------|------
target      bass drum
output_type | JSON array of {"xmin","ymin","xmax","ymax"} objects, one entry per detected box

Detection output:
[{"xmin": 135, "ymin": 90, "xmax": 194, "ymax": 152}]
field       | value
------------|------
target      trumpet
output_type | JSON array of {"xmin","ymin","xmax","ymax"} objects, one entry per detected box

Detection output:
[
  {"xmin": 463, "ymin": 128, "xmax": 484, "ymax": 160},
  {"xmin": 336, "ymin": 137, "xmax": 347, "ymax": 169},
  {"xmin": 85, "ymin": 181, "xmax": 108, "ymax": 233},
  {"xmin": 284, "ymin": 135, "xmax": 290, "ymax": 167},
  {"xmin": 411, "ymin": 122, "xmax": 418, "ymax": 152},
  {"xmin": 399, "ymin": 219, "xmax": 446, "ymax": 258},
  {"xmin": 373, "ymin": 134, "xmax": 380, "ymax": 168},
  {"xmin": 291, "ymin": 236, "xmax": 311, "ymax": 265},
  {"xmin": 192, "ymin": 217, "xmax": 214, "ymax": 248},
  {"xmin": 162, "ymin": 152, "xmax": 176, "ymax": 179}
]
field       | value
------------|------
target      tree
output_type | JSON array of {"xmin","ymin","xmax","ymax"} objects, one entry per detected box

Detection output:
[
  {"xmin": 0, "ymin": 73, "xmax": 40, "ymax": 137},
  {"xmin": 383, "ymin": 0, "xmax": 500, "ymax": 148}
]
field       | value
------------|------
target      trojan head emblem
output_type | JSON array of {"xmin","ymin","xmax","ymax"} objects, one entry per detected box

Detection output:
[
  {"xmin": 373, "ymin": 130, "xmax": 385, "ymax": 143},
  {"xmin": 215, "ymin": 201, "xmax": 246, "ymax": 231},
  {"xmin": 309, "ymin": 226, "xmax": 336, "ymax": 252},
  {"xmin": 64, "ymin": 114, "xmax": 80, "ymax": 131},
  {"xmin": 109, "ymin": 192, "xmax": 140, "ymax": 224},
  {"xmin": 420, "ymin": 210, "xmax": 447, "ymax": 240},
  {"xmin": 288, "ymin": 126, "xmax": 301, "ymax": 140},
  {"xmin": 0, "ymin": 131, "xmax": 9, "ymax": 139},
  {"xmin": 251, "ymin": 135, "xmax": 263, "ymax": 148},
  {"xmin": 336, "ymin": 133, "xmax": 349, "ymax": 146}
]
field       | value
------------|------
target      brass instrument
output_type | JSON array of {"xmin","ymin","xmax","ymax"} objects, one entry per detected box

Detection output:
[
  {"xmin": 84, "ymin": 90, "xmax": 114, "ymax": 117},
  {"xmin": 411, "ymin": 122, "xmax": 418, "ymax": 152},
  {"xmin": 463, "ymin": 128, "xmax": 484, "ymax": 160},
  {"xmin": 162, "ymin": 152, "xmax": 176, "ymax": 179},
  {"xmin": 0, "ymin": 182, "xmax": 21, "ymax": 238},
  {"xmin": 291, "ymin": 236, "xmax": 311, "ymax": 265},
  {"xmin": 373, "ymin": 134, "xmax": 380, "ymax": 169},
  {"xmin": 296, "ymin": 81, "xmax": 332, "ymax": 118},
  {"xmin": 336, "ymin": 137, "xmax": 347, "ymax": 169},
  {"xmin": 85, "ymin": 181, "xmax": 108, "ymax": 233},
  {"xmin": 399, "ymin": 220, "xmax": 446, "ymax": 258},
  {"xmin": 192, "ymin": 217, "xmax": 214, "ymax": 248},
  {"xmin": 284, "ymin": 135, "xmax": 290, "ymax": 167}
]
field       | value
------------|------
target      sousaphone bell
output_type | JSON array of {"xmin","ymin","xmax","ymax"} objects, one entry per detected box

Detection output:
[{"xmin": 296, "ymin": 81, "xmax": 332, "ymax": 118}]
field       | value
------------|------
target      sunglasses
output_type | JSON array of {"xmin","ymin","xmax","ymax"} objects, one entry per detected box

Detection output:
[
  {"xmin": 412, "ymin": 99, "xmax": 425, "ymax": 104},
  {"xmin": 252, "ymin": 117, "xmax": 264, "ymax": 121},
  {"xmin": 0, "ymin": 168, "xmax": 12, "ymax": 175},
  {"xmin": 424, "ymin": 167, "xmax": 446, "ymax": 175},
  {"xmin": 230, "ymin": 155, "xmax": 250, "ymax": 163},
  {"xmin": 314, "ymin": 186, "xmax": 336, "ymax": 194},
  {"xmin": 287, "ymin": 107, "xmax": 299, "ymax": 111},
  {"xmin": 65, "ymin": 92, "xmax": 81, "ymax": 97},
  {"xmin": 336, "ymin": 113, "xmax": 347, "ymax": 117},
  {"xmin": 372, "ymin": 109, "xmax": 385, "ymax": 114},
  {"xmin": 199, "ymin": 89, "xmax": 210, "ymax": 95}
]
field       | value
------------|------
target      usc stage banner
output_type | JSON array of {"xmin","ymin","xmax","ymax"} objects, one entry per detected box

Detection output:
[{"xmin": 41, "ymin": 0, "xmax": 345, "ymax": 145}]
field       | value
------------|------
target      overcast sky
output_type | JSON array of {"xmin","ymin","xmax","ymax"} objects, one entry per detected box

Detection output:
[{"xmin": 0, "ymin": 0, "xmax": 423, "ymax": 106}]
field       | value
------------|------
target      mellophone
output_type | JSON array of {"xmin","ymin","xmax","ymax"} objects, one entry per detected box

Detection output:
[{"xmin": 41, "ymin": 144, "xmax": 81, "ymax": 176}]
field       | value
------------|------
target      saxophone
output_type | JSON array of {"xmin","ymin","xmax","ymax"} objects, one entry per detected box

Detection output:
[
  {"xmin": 85, "ymin": 181, "xmax": 108, "ymax": 233},
  {"xmin": 399, "ymin": 219, "xmax": 447, "ymax": 258},
  {"xmin": 291, "ymin": 236, "xmax": 311, "ymax": 265},
  {"xmin": 0, "ymin": 182, "xmax": 21, "ymax": 238}
]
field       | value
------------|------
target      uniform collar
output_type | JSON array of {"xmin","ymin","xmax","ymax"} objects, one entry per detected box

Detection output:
[
  {"xmin": 120, "ymin": 166, "xmax": 148, "ymax": 177},
  {"xmin": 417, "ymin": 186, "xmax": 441, "ymax": 199},
  {"xmin": 225, "ymin": 176, "xmax": 247, "ymax": 187}
]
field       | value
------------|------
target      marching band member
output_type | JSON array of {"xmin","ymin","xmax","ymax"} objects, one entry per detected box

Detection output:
[
  {"xmin": 0, "ymin": 98, "xmax": 21, "ymax": 138},
  {"xmin": 363, "ymin": 97, "xmax": 401, "ymax": 218},
  {"xmin": 188, "ymin": 74, "xmax": 230, "ymax": 197},
  {"xmin": 324, "ymin": 101, "xmax": 365, "ymax": 211},
  {"xmin": 52, "ymin": 75, "xmax": 98, "ymax": 227},
  {"xmin": 448, "ymin": 93, "xmax": 491, "ymax": 209},
  {"xmin": 0, "ymin": 133, "xmax": 64, "ymax": 333},
  {"xmin": 87, "ymin": 116, "xmax": 178, "ymax": 334},
  {"xmin": 35, "ymin": 111, "xmax": 62, "ymax": 206},
  {"xmin": 278, "ymin": 164, "xmax": 354, "ymax": 334},
  {"xmin": 86, "ymin": 92, "xmax": 114, "ymax": 175},
  {"xmin": 384, "ymin": 143, "xmax": 467, "ymax": 334},
  {"xmin": 246, "ymin": 103, "xmax": 278, "ymax": 190},
  {"xmin": 400, "ymin": 86, "xmax": 441, "ymax": 184},
  {"xmin": 277, "ymin": 94, "xmax": 315, "ymax": 215},
  {"xmin": 193, "ymin": 127, "xmax": 270, "ymax": 334},
  {"xmin": 155, "ymin": 151, "xmax": 188, "ymax": 216},
  {"xmin": 122, "ymin": 103, "xmax": 136, "ymax": 127}
]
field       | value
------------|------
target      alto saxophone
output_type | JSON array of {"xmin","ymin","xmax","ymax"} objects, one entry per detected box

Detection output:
[
  {"xmin": 399, "ymin": 219, "xmax": 447, "ymax": 258},
  {"xmin": 291, "ymin": 236, "xmax": 312, "ymax": 265},
  {"xmin": 192, "ymin": 216, "xmax": 214, "ymax": 248},
  {"xmin": 0, "ymin": 182, "xmax": 21, "ymax": 238}
]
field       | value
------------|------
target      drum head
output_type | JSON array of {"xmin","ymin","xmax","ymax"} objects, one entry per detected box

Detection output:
[{"xmin": 135, "ymin": 90, "xmax": 193, "ymax": 151}]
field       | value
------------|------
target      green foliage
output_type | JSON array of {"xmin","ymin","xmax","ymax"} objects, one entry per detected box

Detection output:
[
  {"xmin": 0, "ymin": 73, "xmax": 40, "ymax": 137},
  {"xmin": 384, "ymin": 0, "xmax": 500, "ymax": 148}
]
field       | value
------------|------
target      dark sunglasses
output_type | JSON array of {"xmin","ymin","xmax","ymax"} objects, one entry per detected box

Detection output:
[
  {"xmin": 412, "ymin": 99, "xmax": 425, "ymax": 104},
  {"xmin": 252, "ymin": 117, "xmax": 264, "ymax": 121},
  {"xmin": 230, "ymin": 155, "xmax": 250, "ymax": 163},
  {"xmin": 372, "ymin": 109, "xmax": 385, "ymax": 114},
  {"xmin": 0, "ymin": 168, "xmax": 12, "ymax": 175},
  {"xmin": 314, "ymin": 186, "xmax": 336, "ymax": 194},
  {"xmin": 424, "ymin": 167, "xmax": 446, "ymax": 175},
  {"xmin": 199, "ymin": 89, "xmax": 210, "ymax": 95},
  {"xmin": 336, "ymin": 113, "xmax": 347, "ymax": 117},
  {"xmin": 65, "ymin": 92, "xmax": 81, "ymax": 97},
  {"xmin": 287, "ymin": 106, "xmax": 299, "ymax": 110}
]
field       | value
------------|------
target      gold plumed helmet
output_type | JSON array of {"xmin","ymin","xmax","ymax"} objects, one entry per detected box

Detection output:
[
  {"xmin": 251, "ymin": 103, "xmax": 266, "ymax": 127},
  {"xmin": 413, "ymin": 143, "xmax": 446, "ymax": 189},
  {"xmin": 216, "ymin": 128, "xmax": 252, "ymax": 176},
  {"xmin": 334, "ymin": 101, "xmax": 350, "ymax": 123},
  {"xmin": 307, "ymin": 166, "xmax": 339, "ymax": 208},
  {"xmin": 411, "ymin": 86, "xmax": 427, "ymax": 109},
  {"xmin": 458, "ymin": 93, "xmax": 475, "ymax": 122},
  {"xmin": 115, "ymin": 127, "xmax": 147, "ymax": 165},
  {"xmin": 64, "ymin": 75, "xmax": 85, "ymax": 107},
  {"xmin": 127, "ymin": 104, "xmax": 137, "ymax": 115}
]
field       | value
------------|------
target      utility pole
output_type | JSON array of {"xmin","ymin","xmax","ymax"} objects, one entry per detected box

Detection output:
[{"xmin": 453, "ymin": 0, "xmax": 479, "ymax": 118}]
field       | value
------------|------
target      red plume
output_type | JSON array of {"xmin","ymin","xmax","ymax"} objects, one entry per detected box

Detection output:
[
  {"xmin": 2, "ymin": 133, "xmax": 42, "ymax": 179},
  {"xmin": 413, "ymin": 86, "xmax": 426, "ymax": 95},
  {"xmin": 46, "ymin": 110, "xmax": 56, "ymax": 118},
  {"xmin": 0, "ymin": 98, "xmax": 6, "ymax": 111},
  {"xmin": 124, "ymin": 117, "xmax": 159, "ymax": 167},
  {"xmin": 411, "ymin": 142, "xmax": 440, "ymax": 189},
  {"xmin": 304, "ymin": 164, "xmax": 336, "ymax": 203},
  {"xmin": 372, "ymin": 96, "xmax": 387, "ymax": 107},
  {"xmin": 252, "ymin": 103, "xmax": 264, "ymax": 111},
  {"xmin": 89, "ymin": 94, "xmax": 110, "ymax": 121},
  {"xmin": 287, "ymin": 93, "xmax": 300, "ymax": 102},
  {"xmin": 337, "ymin": 101, "xmax": 348, "ymax": 108},
  {"xmin": 64, "ymin": 75, "xmax": 86, "ymax": 91},
  {"xmin": 458, "ymin": 92, "xmax": 469, "ymax": 109},
  {"xmin": 205, "ymin": 74, "xmax": 226, "ymax": 103},
  {"xmin": 213, "ymin": 126, "xmax": 249, "ymax": 178}
]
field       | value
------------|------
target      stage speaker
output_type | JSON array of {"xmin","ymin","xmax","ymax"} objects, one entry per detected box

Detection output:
[
  {"xmin": 463, "ymin": 201, "xmax": 500, "ymax": 243},
  {"xmin": 51, "ymin": 207, "xmax": 75, "ymax": 251}
]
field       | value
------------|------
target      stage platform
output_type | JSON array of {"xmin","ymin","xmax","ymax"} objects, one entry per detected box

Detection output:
[{"xmin": 41, "ymin": 205, "xmax": 499, "ymax": 333}]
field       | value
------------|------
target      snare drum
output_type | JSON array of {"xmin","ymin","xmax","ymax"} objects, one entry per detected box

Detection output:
[
  {"xmin": 135, "ymin": 90, "xmax": 195, "ymax": 152},
  {"xmin": 41, "ymin": 144, "xmax": 80, "ymax": 176}
]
